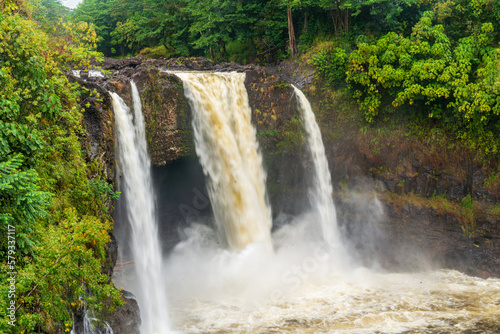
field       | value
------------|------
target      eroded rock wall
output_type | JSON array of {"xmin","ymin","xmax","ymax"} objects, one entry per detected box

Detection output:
[{"xmin": 77, "ymin": 56, "xmax": 499, "ymax": 282}]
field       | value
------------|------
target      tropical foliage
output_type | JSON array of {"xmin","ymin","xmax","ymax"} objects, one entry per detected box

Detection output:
[
  {"xmin": 308, "ymin": 0, "xmax": 500, "ymax": 157},
  {"xmin": 1, "ymin": 0, "xmax": 500, "ymax": 331},
  {"xmin": 344, "ymin": 7, "xmax": 500, "ymax": 155},
  {"xmin": 0, "ymin": 0, "xmax": 120, "ymax": 332},
  {"xmin": 71, "ymin": 0, "xmax": 429, "ymax": 62}
]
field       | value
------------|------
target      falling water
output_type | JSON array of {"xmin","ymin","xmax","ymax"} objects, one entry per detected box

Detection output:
[
  {"xmin": 292, "ymin": 85, "xmax": 339, "ymax": 246},
  {"xmin": 161, "ymin": 76, "xmax": 500, "ymax": 334},
  {"xmin": 81, "ymin": 312, "xmax": 114, "ymax": 334},
  {"xmin": 174, "ymin": 72, "xmax": 272, "ymax": 251},
  {"xmin": 111, "ymin": 82, "xmax": 171, "ymax": 334},
  {"xmin": 70, "ymin": 301, "xmax": 114, "ymax": 334}
]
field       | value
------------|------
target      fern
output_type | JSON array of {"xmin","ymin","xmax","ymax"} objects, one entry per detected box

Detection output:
[{"xmin": 0, "ymin": 154, "xmax": 51, "ymax": 257}]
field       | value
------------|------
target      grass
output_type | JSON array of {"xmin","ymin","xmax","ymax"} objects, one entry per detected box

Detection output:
[{"xmin": 382, "ymin": 191, "xmax": 482, "ymax": 234}]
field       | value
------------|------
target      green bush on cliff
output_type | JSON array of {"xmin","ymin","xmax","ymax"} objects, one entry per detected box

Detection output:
[
  {"xmin": 138, "ymin": 45, "xmax": 175, "ymax": 59},
  {"xmin": 344, "ymin": 11, "xmax": 500, "ymax": 156},
  {"xmin": 311, "ymin": 45, "xmax": 347, "ymax": 87}
]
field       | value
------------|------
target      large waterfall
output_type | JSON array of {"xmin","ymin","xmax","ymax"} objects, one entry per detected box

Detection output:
[
  {"xmin": 109, "ymin": 74, "xmax": 500, "ymax": 334},
  {"xmin": 111, "ymin": 82, "xmax": 172, "ymax": 334},
  {"xmin": 174, "ymin": 72, "xmax": 272, "ymax": 251}
]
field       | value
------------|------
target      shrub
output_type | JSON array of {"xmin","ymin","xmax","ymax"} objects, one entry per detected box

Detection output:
[
  {"xmin": 138, "ymin": 45, "xmax": 175, "ymax": 59},
  {"xmin": 312, "ymin": 46, "xmax": 347, "ymax": 87}
]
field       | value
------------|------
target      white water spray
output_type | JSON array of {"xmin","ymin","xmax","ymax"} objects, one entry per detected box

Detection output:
[
  {"xmin": 162, "ymin": 77, "xmax": 500, "ymax": 334},
  {"xmin": 111, "ymin": 82, "xmax": 172, "ymax": 334},
  {"xmin": 292, "ymin": 85, "xmax": 339, "ymax": 246},
  {"xmin": 82, "ymin": 312, "xmax": 114, "ymax": 334},
  {"xmin": 175, "ymin": 72, "xmax": 272, "ymax": 251}
]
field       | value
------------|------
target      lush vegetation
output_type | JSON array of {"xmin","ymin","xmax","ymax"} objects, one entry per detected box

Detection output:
[
  {"xmin": 0, "ymin": 0, "xmax": 121, "ymax": 332},
  {"xmin": 69, "ymin": 0, "xmax": 499, "ymax": 156},
  {"xmin": 70, "ymin": 0, "xmax": 427, "ymax": 61},
  {"xmin": 344, "ymin": 6, "xmax": 500, "ymax": 157},
  {"xmin": 307, "ymin": 0, "xmax": 500, "ymax": 160},
  {"xmin": 1, "ymin": 0, "xmax": 499, "ymax": 331}
]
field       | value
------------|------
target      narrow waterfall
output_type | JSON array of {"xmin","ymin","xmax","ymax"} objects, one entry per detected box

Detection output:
[
  {"xmin": 175, "ymin": 72, "xmax": 272, "ymax": 251},
  {"xmin": 292, "ymin": 85, "xmax": 339, "ymax": 246},
  {"xmin": 111, "ymin": 82, "xmax": 171, "ymax": 334},
  {"xmin": 70, "ymin": 304, "xmax": 114, "ymax": 334},
  {"xmin": 82, "ymin": 312, "xmax": 113, "ymax": 334}
]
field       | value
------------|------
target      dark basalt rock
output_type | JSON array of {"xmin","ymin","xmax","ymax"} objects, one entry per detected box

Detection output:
[
  {"xmin": 78, "ymin": 56, "xmax": 310, "ymax": 166},
  {"xmin": 337, "ymin": 194, "xmax": 499, "ymax": 278},
  {"xmin": 101, "ymin": 56, "xmax": 146, "ymax": 71},
  {"xmin": 108, "ymin": 291, "xmax": 141, "ymax": 334}
]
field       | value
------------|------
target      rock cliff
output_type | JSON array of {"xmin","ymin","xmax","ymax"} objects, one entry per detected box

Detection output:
[{"xmin": 76, "ymin": 55, "xmax": 499, "ymax": 281}]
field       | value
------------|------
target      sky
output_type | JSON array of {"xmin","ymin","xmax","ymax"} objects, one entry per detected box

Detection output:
[{"xmin": 61, "ymin": 0, "xmax": 82, "ymax": 9}]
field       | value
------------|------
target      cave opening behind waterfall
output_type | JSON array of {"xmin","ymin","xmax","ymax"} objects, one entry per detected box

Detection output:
[
  {"xmin": 115, "ymin": 152, "xmax": 326, "ymax": 258},
  {"xmin": 152, "ymin": 156, "xmax": 212, "ymax": 252}
]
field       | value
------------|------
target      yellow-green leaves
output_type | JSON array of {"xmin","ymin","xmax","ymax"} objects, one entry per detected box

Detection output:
[
  {"xmin": 51, "ymin": 18, "xmax": 103, "ymax": 70},
  {"xmin": 311, "ymin": 46, "xmax": 347, "ymax": 86},
  {"xmin": 345, "ymin": 9, "xmax": 500, "ymax": 155},
  {"xmin": 0, "ymin": 8, "xmax": 119, "ymax": 333}
]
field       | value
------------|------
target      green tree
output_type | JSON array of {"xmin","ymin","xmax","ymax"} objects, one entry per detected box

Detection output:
[
  {"xmin": 110, "ymin": 18, "xmax": 138, "ymax": 56},
  {"xmin": 0, "ymin": 3, "xmax": 121, "ymax": 332},
  {"xmin": 0, "ymin": 154, "xmax": 50, "ymax": 258},
  {"xmin": 33, "ymin": 0, "xmax": 70, "ymax": 32},
  {"xmin": 346, "ymin": 10, "xmax": 500, "ymax": 155},
  {"xmin": 72, "ymin": 0, "xmax": 116, "ymax": 55},
  {"xmin": 132, "ymin": 0, "xmax": 192, "ymax": 57}
]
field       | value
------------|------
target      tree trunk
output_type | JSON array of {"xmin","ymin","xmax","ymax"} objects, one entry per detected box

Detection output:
[
  {"xmin": 287, "ymin": 6, "xmax": 297, "ymax": 57},
  {"xmin": 344, "ymin": 8, "xmax": 349, "ymax": 34},
  {"xmin": 303, "ymin": 11, "xmax": 308, "ymax": 33},
  {"xmin": 331, "ymin": 2, "xmax": 349, "ymax": 37},
  {"xmin": 221, "ymin": 40, "xmax": 226, "ymax": 58}
]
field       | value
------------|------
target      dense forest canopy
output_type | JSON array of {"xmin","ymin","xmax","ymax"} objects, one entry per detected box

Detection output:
[
  {"xmin": 69, "ymin": 0, "xmax": 500, "ymax": 157},
  {"xmin": 1, "ymin": 0, "xmax": 499, "ymax": 332},
  {"xmin": 70, "ymin": 0, "xmax": 434, "ymax": 61}
]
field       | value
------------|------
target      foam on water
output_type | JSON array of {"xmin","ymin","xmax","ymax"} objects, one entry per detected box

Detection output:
[
  {"xmin": 165, "ymin": 221, "xmax": 500, "ymax": 333},
  {"xmin": 163, "ymin": 78, "xmax": 500, "ymax": 333}
]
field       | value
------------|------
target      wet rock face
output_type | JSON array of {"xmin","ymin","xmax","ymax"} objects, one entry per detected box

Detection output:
[
  {"xmin": 383, "ymin": 202, "xmax": 500, "ymax": 278},
  {"xmin": 376, "ymin": 161, "xmax": 497, "ymax": 204},
  {"xmin": 335, "ymin": 189, "xmax": 500, "ymax": 278},
  {"xmin": 82, "ymin": 60, "xmax": 195, "ymax": 166},
  {"xmin": 76, "ymin": 56, "xmax": 499, "ymax": 283},
  {"xmin": 107, "ymin": 291, "xmax": 141, "ymax": 334},
  {"xmin": 74, "ymin": 78, "xmax": 116, "ymax": 183},
  {"xmin": 83, "ymin": 56, "xmax": 308, "ymax": 166},
  {"xmin": 132, "ymin": 69, "xmax": 192, "ymax": 166},
  {"xmin": 328, "ymin": 137, "xmax": 500, "ymax": 278},
  {"xmin": 72, "ymin": 77, "xmax": 118, "ymax": 279}
]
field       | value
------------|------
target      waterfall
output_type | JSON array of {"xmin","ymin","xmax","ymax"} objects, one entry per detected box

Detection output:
[
  {"xmin": 292, "ymin": 85, "xmax": 339, "ymax": 246},
  {"xmin": 156, "ymin": 75, "xmax": 500, "ymax": 334},
  {"xmin": 111, "ymin": 82, "xmax": 172, "ymax": 334},
  {"xmin": 174, "ymin": 72, "xmax": 272, "ymax": 251}
]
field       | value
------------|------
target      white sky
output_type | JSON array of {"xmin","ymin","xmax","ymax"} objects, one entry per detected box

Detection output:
[{"xmin": 61, "ymin": 0, "xmax": 82, "ymax": 9}]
